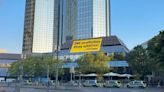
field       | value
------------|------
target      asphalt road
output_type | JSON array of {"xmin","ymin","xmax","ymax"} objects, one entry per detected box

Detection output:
[{"xmin": 0, "ymin": 87, "xmax": 164, "ymax": 92}]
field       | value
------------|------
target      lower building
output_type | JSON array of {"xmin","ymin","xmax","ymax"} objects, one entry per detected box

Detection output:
[
  {"xmin": 0, "ymin": 36, "xmax": 130, "ymax": 80},
  {"xmin": 33, "ymin": 36, "xmax": 130, "ymax": 72},
  {"xmin": 0, "ymin": 53, "xmax": 21, "ymax": 80},
  {"xmin": 58, "ymin": 36, "xmax": 129, "ymax": 61},
  {"xmin": 54, "ymin": 36, "xmax": 130, "ymax": 80},
  {"xmin": 32, "ymin": 36, "xmax": 130, "ymax": 76}
]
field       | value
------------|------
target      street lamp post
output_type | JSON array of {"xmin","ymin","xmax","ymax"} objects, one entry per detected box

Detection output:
[
  {"xmin": 15, "ymin": 54, "xmax": 25, "ymax": 92},
  {"xmin": 55, "ymin": 51, "xmax": 59, "ymax": 87},
  {"xmin": 41, "ymin": 54, "xmax": 50, "ymax": 92},
  {"xmin": 47, "ymin": 64, "xmax": 50, "ymax": 92},
  {"xmin": 79, "ymin": 72, "xmax": 81, "ymax": 87},
  {"xmin": 54, "ymin": 0, "xmax": 61, "ymax": 87},
  {"xmin": 70, "ymin": 67, "xmax": 75, "ymax": 83},
  {"xmin": 20, "ymin": 54, "xmax": 25, "ymax": 85}
]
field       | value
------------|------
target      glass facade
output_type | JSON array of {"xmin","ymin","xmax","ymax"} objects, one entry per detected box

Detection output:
[
  {"xmin": 0, "ymin": 60, "xmax": 17, "ymax": 76},
  {"xmin": 32, "ymin": 0, "xmax": 55, "ymax": 53},
  {"xmin": 77, "ymin": 0, "xmax": 110, "ymax": 39},
  {"xmin": 23, "ymin": 0, "xmax": 76, "ymax": 53},
  {"xmin": 23, "ymin": 0, "xmax": 111, "ymax": 53},
  {"xmin": 93, "ymin": 0, "xmax": 107, "ymax": 37},
  {"xmin": 62, "ymin": 0, "xmax": 77, "ymax": 44},
  {"xmin": 0, "ymin": 54, "xmax": 21, "ymax": 77},
  {"xmin": 77, "ymin": 0, "xmax": 93, "ymax": 39},
  {"xmin": 62, "ymin": 61, "xmax": 129, "ymax": 68}
]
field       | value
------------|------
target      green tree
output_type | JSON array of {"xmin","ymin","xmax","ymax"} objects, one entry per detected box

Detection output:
[
  {"xmin": 9, "ymin": 57, "xmax": 46, "ymax": 77},
  {"xmin": 147, "ymin": 31, "xmax": 164, "ymax": 75},
  {"xmin": 9, "ymin": 56, "xmax": 64, "ymax": 78},
  {"xmin": 8, "ymin": 60, "xmax": 22, "ymax": 76},
  {"xmin": 127, "ymin": 45, "xmax": 152, "ymax": 79},
  {"xmin": 43, "ymin": 56, "xmax": 64, "ymax": 77},
  {"xmin": 77, "ymin": 51, "xmax": 111, "ymax": 74}
]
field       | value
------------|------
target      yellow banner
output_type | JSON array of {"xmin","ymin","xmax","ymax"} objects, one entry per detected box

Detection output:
[{"xmin": 70, "ymin": 38, "xmax": 102, "ymax": 53}]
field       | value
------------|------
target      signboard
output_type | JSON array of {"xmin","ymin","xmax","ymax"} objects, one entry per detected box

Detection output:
[{"xmin": 70, "ymin": 38, "xmax": 102, "ymax": 53}]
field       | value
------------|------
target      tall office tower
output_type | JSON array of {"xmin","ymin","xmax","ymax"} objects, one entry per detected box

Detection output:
[
  {"xmin": 22, "ymin": 0, "xmax": 110, "ymax": 54},
  {"xmin": 23, "ymin": 0, "xmax": 61, "ymax": 54},
  {"xmin": 22, "ymin": 0, "xmax": 35, "ymax": 54},
  {"xmin": 76, "ymin": 0, "xmax": 111, "ymax": 39},
  {"xmin": 61, "ymin": 0, "xmax": 77, "ymax": 44}
]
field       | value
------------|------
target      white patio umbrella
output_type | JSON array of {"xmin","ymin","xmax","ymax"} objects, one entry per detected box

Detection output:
[
  {"xmin": 104, "ymin": 72, "xmax": 121, "ymax": 80},
  {"xmin": 103, "ymin": 72, "xmax": 121, "ymax": 77},
  {"xmin": 84, "ymin": 73, "xmax": 97, "ymax": 77},
  {"xmin": 120, "ymin": 74, "xmax": 132, "ymax": 78}
]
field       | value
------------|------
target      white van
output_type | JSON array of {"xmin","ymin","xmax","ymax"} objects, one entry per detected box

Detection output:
[
  {"xmin": 103, "ymin": 80, "xmax": 122, "ymax": 88},
  {"xmin": 83, "ymin": 80, "xmax": 99, "ymax": 87},
  {"xmin": 127, "ymin": 80, "xmax": 147, "ymax": 88}
]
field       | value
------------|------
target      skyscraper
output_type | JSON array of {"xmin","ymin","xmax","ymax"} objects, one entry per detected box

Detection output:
[
  {"xmin": 23, "ymin": 0, "xmax": 62, "ymax": 54},
  {"xmin": 32, "ymin": 0, "xmax": 59, "ymax": 53},
  {"xmin": 22, "ymin": 0, "xmax": 35, "ymax": 54},
  {"xmin": 61, "ymin": 0, "xmax": 111, "ymax": 43},
  {"xmin": 61, "ymin": 0, "xmax": 77, "ymax": 44},
  {"xmin": 23, "ymin": 0, "xmax": 57, "ymax": 54},
  {"xmin": 22, "ymin": 0, "xmax": 110, "ymax": 54},
  {"xmin": 76, "ymin": 0, "xmax": 111, "ymax": 39}
]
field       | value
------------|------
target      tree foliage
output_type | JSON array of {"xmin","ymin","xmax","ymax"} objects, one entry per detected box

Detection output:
[
  {"xmin": 77, "ymin": 51, "xmax": 111, "ymax": 74},
  {"xmin": 147, "ymin": 31, "xmax": 164, "ymax": 73},
  {"xmin": 127, "ymin": 45, "xmax": 152, "ymax": 77},
  {"xmin": 43, "ymin": 56, "xmax": 64, "ymax": 77},
  {"xmin": 9, "ymin": 60, "xmax": 22, "ymax": 76},
  {"xmin": 127, "ymin": 31, "xmax": 164, "ymax": 78},
  {"xmin": 8, "ymin": 56, "xmax": 64, "ymax": 77}
]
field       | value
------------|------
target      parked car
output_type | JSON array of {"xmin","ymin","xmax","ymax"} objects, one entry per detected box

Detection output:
[
  {"xmin": 68, "ymin": 81, "xmax": 78, "ymax": 86},
  {"xmin": 127, "ymin": 80, "xmax": 147, "ymax": 88},
  {"xmin": 83, "ymin": 80, "xmax": 100, "ymax": 87},
  {"xmin": 50, "ymin": 80, "xmax": 56, "ymax": 86},
  {"xmin": 103, "ymin": 80, "xmax": 122, "ymax": 88},
  {"xmin": 24, "ymin": 80, "xmax": 33, "ymax": 85}
]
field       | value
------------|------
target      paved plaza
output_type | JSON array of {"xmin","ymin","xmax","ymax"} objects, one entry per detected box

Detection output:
[{"xmin": 0, "ymin": 86, "xmax": 163, "ymax": 92}]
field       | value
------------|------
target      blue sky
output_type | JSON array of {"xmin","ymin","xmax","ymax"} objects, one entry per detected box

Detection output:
[{"xmin": 0, "ymin": 0, "xmax": 164, "ymax": 53}]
